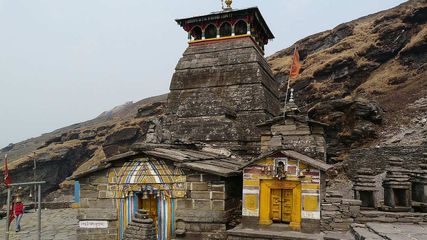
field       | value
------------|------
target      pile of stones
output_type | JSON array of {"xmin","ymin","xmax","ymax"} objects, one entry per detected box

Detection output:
[
  {"xmin": 321, "ymin": 191, "xmax": 361, "ymax": 231},
  {"xmin": 123, "ymin": 209, "xmax": 156, "ymax": 240}
]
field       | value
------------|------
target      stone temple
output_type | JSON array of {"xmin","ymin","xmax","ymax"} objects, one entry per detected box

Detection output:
[
  {"xmin": 72, "ymin": 3, "xmax": 334, "ymax": 240},
  {"xmin": 71, "ymin": 2, "xmax": 427, "ymax": 240},
  {"xmin": 167, "ymin": 6, "xmax": 280, "ymax": 155}
]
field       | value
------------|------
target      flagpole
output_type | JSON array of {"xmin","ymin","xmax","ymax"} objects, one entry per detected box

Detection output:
[{"xmin": 5, "ymin": 186, "xmax": 11, "ymax": 240}]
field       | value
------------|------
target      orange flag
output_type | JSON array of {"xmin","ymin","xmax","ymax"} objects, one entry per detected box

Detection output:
[{"xmin": 289, "ymin": 47, "xmax": 301, "ymax": 79}]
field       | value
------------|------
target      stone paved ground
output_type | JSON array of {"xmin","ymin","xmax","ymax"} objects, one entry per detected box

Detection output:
[
  {"xmin": 0, "ymin": 208, "xmax": 78, "ymax": 240},
  {"xmin": 352, "ymin": 223, "xmax": 427, "ymax": 240},
  {"xmin": 365, "ymin": 222, "xmax": 427, "ymax": 240}
]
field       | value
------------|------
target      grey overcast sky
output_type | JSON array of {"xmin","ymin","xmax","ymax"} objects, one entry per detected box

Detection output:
[{"xmin": 0, "ymin": 0, "xmax": 407, "ymax": 147}]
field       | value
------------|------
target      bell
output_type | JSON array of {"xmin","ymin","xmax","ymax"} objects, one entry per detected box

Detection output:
[{"xmin": 142, "ymin": 191, "xmax": 149, "ymax": 200}]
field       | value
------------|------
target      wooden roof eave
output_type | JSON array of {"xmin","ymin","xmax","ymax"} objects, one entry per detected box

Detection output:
[
  {"xmin": 281, "ymin": 150, "xmax": 332, "ymax": 172},
  {"xmin": 240, "ymin": 150, "xmax": 333, "ymax": 172},
  {"xmin": 101, "ymin": 151, "xmax": 138, "ymax": 164},
  {"xmin": 142, "ymin": 150, "xmax": 188, "ymax": 162},
  {"xmin": 175, "ymin": 7, "xmax": 274, "ymax": 39},
  {"xmin": 174, "ymin": 162, "xmax": 240, "ymax": 178}
]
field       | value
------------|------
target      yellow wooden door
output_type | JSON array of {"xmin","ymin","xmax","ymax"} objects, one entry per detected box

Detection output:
[
  {"xmin": 270, "ymin": 189, "xmax": 293, "ymax": 223},
  {"xmin": 282, "ymin": 190, "xmax": 293, "ymax": 223},
  {"xmin": 270, "ymin": 189, "xmax": 282, "ymax": 222}
]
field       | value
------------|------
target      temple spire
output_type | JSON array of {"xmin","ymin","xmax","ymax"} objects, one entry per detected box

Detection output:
[
  {"xmin": 224, "ymin": 0, "xmax": 232, "ymax": 9},
  {"xmin": 284, "ymin": 88, "xmax": 300, "ymax": 114}
]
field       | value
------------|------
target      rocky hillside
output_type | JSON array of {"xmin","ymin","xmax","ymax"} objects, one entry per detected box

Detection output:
[
  {"xmin": 1, "ymin": 0, "xmax": 426, "ymax": 199},
  {"xmin": 0, "ymin": 94, "xmax": 168, "ymax": 197},
  {"xmin": 268, "ymin": 0, "xmax": 427, "ymax": 161}
]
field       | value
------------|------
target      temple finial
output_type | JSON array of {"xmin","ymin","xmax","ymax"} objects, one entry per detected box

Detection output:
[
  {"xmin": 225, "ymin": 0, "xmax": 232, "ymax": 9},
  {"xmin": 289, "ymin": 88, "xmax": 295, "ymax": 103},
  {"xmin": 284, "ymin": 88, "xmax": 300, "ymax": 114}
]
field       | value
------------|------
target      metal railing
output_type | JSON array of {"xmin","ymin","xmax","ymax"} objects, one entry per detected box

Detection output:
[{"xmin": 4, "ymin": 181, "xmax": 46, "ymax": 240}]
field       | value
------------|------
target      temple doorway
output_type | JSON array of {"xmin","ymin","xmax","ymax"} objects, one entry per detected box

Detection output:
[
  {"xmin": 138, "ymin": 193, "xmax": 158, "ymax": 225},
  {"xmin": 271, "ymin": 189, "xmax": 293, "ymax": 223}
]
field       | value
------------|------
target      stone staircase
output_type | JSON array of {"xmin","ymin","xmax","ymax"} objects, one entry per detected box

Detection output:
[{"xmin": 123, "ymin": 209, "xmax": 156, "ymax": 240}]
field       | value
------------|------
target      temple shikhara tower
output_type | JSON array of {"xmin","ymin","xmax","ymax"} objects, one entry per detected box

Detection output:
[{"xmin": 167, "ymin": 2, "xmax": 280, "ymax": 154}]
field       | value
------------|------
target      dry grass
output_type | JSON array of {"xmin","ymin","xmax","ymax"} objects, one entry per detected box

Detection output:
[
  {"xmin": 400, "ymin": 24, "xmax": 427, "ymax": 55},
  {"xmin": 356, "ymin": 59, "xmax": 408, "ymax": 95}
]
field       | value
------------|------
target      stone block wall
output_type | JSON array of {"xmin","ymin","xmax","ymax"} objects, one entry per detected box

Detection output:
[
  {"xmin": 347, "ymin": 145, "xmax": 427, "ymax": 179},
  {"xmin": 77, "ymin": 208, "xmax": 118, "ymax": 240},
  {"xmin": 167, "ymin": 37, "xmax": 280, "ymax": 153},
  {"xmin": 175, "ymin": 173, "xmax": 241, "ymax": 239},
  {"xmin": 260, "ymin": 119, "xmax": 326, "ymax": 161},
  {"xmin": 320, "ymin": 192, "xmax": 361, "ymax": 232},
  {"xmin": 77, "ymin": 169, "xmax": 118, "ymax": 240}
]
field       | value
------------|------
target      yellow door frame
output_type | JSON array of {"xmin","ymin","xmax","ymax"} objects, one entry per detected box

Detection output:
[{"xmin": 259, "ymin": 179, "xmax": 301, "ymax": 230}]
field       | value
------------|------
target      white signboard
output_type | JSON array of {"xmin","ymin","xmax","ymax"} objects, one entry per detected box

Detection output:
[
  {"xmin": 79, "ymin": 221, "xmax": 108, "ymax": 229},
  {"xmin": 301, "ymin": 211, "xmax": 320, "ymax": 219}
]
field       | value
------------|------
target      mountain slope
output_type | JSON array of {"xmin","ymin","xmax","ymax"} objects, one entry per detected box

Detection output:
[
  {"xmin": 1, "ymin": 0, "xmax": 426, "ymax": 199},
  {"xmin": 0, "ymin": 94, "xmax": 168, "ymax": 196},
  {"xmin": 268, "ymin": 0, "xmax": 427, "ymax": 160}
]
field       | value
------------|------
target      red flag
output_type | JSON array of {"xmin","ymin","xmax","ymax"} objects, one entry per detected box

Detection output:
[
  {"xmin": 289, "ymin": 47, "xmax": 301, "ymax": 79},
  {"xmin": 3, "ymin": 154, "xmax": 11, "ymax": 188}
]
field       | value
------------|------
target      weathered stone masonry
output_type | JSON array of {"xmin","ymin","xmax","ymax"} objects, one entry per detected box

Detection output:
[{"xmin": 167, "ymin": 37, "xmax": 280, "ymax": 154}]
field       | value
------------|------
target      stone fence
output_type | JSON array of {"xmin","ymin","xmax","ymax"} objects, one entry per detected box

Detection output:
[
  {"xmin": 321, "ymin": 191, "xmax": 427, "ymax": 232},
  {"xmin": 321, "ymin": 191, "xmax": 361, "ymax": 232}
]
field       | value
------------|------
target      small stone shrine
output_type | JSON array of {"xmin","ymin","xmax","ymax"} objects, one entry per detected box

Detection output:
[
  {"xmin": 239, "ymin": 95, "xmax": 333, "ymax": 233},
  {"xmin": 411, "ymin": 153, "xmax": 427, "ymax": 212},
  {"xmin": 382, "ymin": 157, "xmax": 412, "ymax": 212},
  {"xmin": 353, "ymin": 168, "xmax": 378, "ymax": 210}
]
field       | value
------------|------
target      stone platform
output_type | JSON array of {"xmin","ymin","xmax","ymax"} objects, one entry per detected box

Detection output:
[
  {"xmin": 356, "ymin": 210, "xmax": 427, "ymax": 223},
  {"xmin": 227, "ymin": 224, "xmax": 354, "ymax": 240},
  {"xmin": 227, "ymin": 224, "xmax": 323, "ymax": 240}
]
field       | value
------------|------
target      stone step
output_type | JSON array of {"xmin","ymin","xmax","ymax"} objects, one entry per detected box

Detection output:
[
  {"xmin": 137, "ymin": 209, "xmax": 149, "ymax": 214},
  {"xmin": 124, "ymin": 233, "xmax": 156, "ymax": 240},
  {"xmin": 350, "ymin": 224, "xmax": 386, "ymax": 240},
  {"xmin": 133, "ymin": 217, "xmax": 154, "ymax": 224},
  {"xmin": 134, "ymin": 212, "xmax": 150, "ymax": 219},
  {"xmin": 323, "ymin": 231, "xmax": 354, "ymax": 240},
  {"xmin": 127, "ymin": 223, "xmax": 156, "ymax": 231}
]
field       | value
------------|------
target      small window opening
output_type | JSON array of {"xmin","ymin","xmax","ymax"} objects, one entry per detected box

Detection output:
[
  {"xmin": 219, "ymin": 22, "xmax": 232, "ymax": 37},
  {"xmin": 191, "ymin": 26, "xmax": 202, "ymax": 40},
  {"xmin": 205, "ymin": 24, "xmax": 217, "ymax": 39},
  {"xmin": 235, "ymin": 20, "xmax": 248, "ymax": 35}
]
